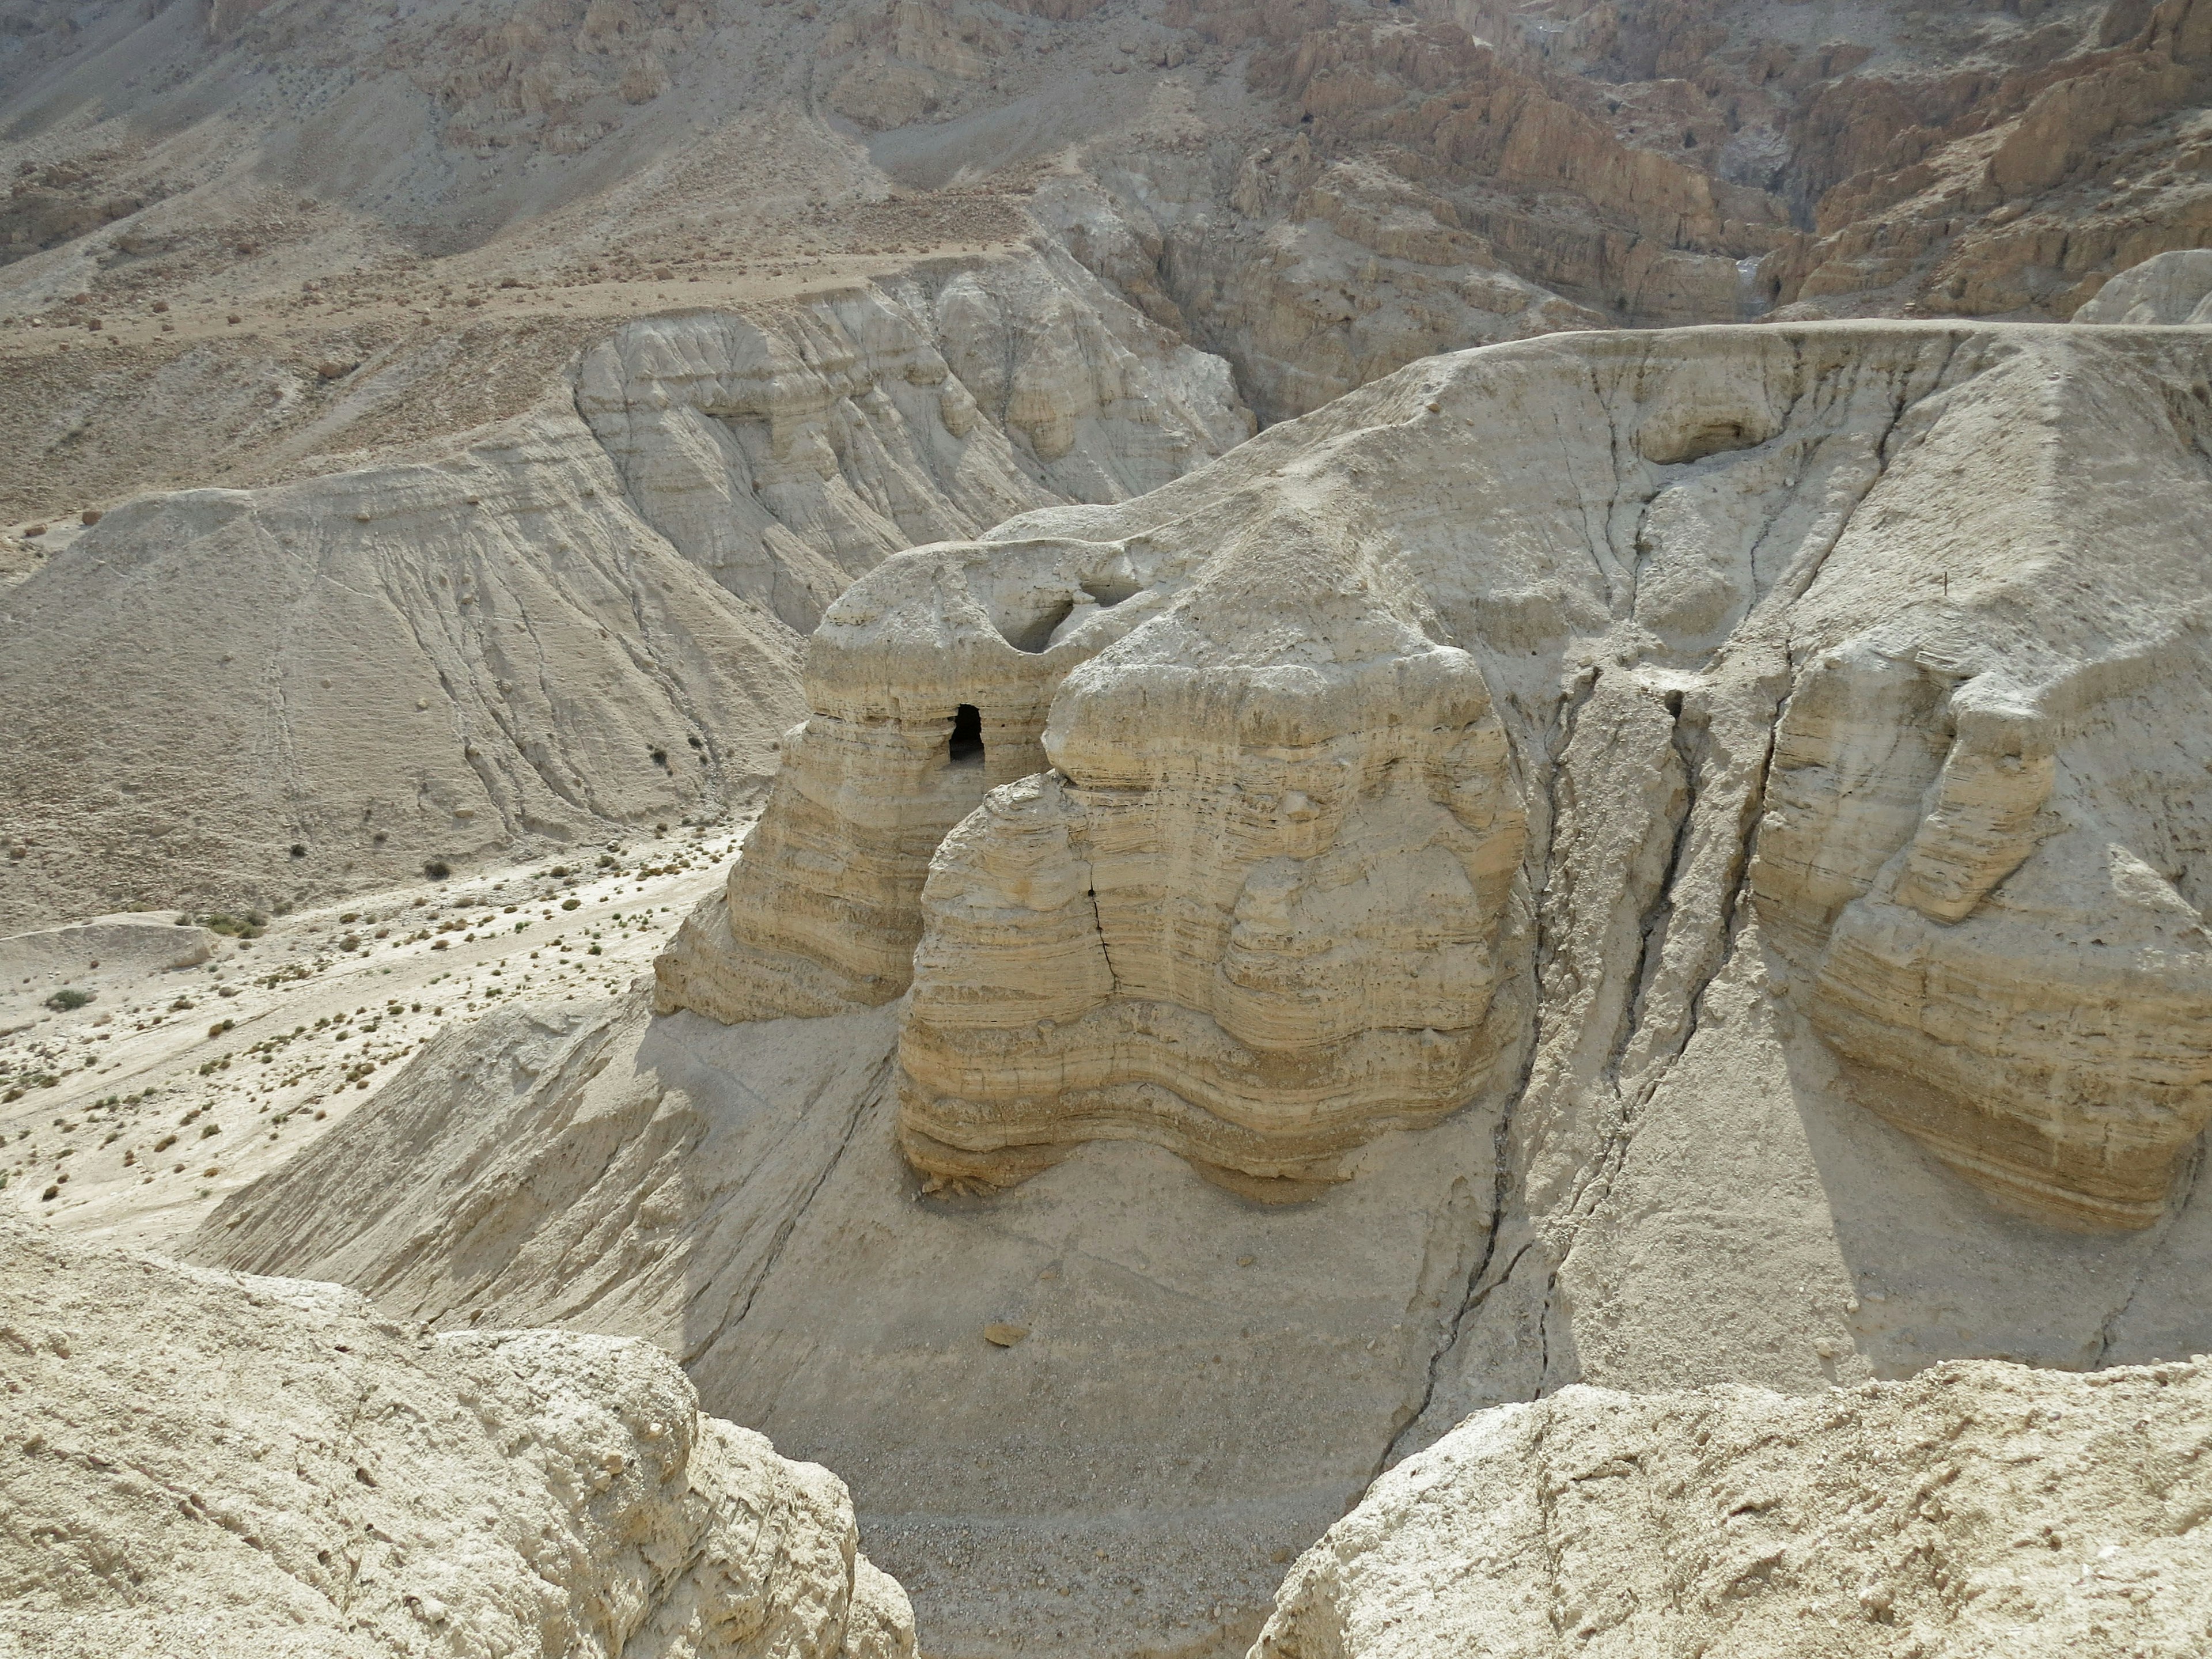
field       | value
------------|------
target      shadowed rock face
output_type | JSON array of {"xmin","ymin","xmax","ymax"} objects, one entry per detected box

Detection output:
[{"xmin": 664, "ymin": 318, "xmax": 2212, "ymax": 1229}]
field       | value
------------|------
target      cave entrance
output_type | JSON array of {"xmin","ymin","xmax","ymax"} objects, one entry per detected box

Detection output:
[{"xmin": 949, "ymin": 703, "xmax": 984, "ymax": 767}]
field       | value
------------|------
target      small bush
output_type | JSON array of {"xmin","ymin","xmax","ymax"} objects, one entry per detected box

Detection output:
[
  {"xmin": 197, "ymin": 912, "xmax": 267, "ymax": 939},
  {"xmin": 46, "ymin": 988, "xmax": 94, "ymax": 1013},
  {"xmin": 561, "ymin": 897, "xmax": 581, "ymax": 911},
  {"xmin": 289, "ymin": 843, "xmax": 308, "ymax": 858},
  {"xmin": 423, "ymin": 859, "xmax": 452, "ymax": 880}
]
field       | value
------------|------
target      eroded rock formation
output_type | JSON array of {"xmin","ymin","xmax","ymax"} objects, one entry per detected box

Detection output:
[
  {"xmin": 665, "ymin": 319, "xmax": 2212, "ymax": 1230},
  {"xmin": 0, "ymin": 254, "xmax": 1249, "ymax": 930},
  {"xmin": 1, "ymin": 1219, "xmax": 914, "ymax": 1659},
  {"xmin": 1255, "ymin": 1356, "xmax": 2212, "ymax": 1659}
]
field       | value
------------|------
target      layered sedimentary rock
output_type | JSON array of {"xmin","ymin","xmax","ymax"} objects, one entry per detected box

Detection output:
[
  {"xmin": 1255, "ymin": 1357, "xmax": 2212, "ymax": 1659},
  {"xmin": 0, "ymin": 256, "xmax": 1249, "ymax": 930},
  {"xmin": 1753, "ymin": 645, "xmax": 2212, "ymax": 1230},
  {"xmin": 666, "ymin": 319, "xmax": 2212, "ymax": 1229},
  {"xmin": 1, "ymin": 1220, "xmax": 913, "ymax": 1659},
  {"xmin": 577, "ymin": 252, "xmax": 1251, "ymax": 634},
  {"xmin": 897, "ymin": 527, "xmax": 1529, "ymax": 1198}
]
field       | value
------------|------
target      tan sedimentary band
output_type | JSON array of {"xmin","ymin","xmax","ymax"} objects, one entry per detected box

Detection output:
[{"xmin": 895, "ymin": 612, "xmax": 1531, "ymax": 1191}]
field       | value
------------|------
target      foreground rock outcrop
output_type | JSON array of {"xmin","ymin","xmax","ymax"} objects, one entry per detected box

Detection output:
[
  {"xmin": 1, "ymin": 1220, "xmax": 914, "ymax": 1659},
  {"xmin": 1256, "ymin": 1356, "xmax": 2212, "ymax": 1659}
]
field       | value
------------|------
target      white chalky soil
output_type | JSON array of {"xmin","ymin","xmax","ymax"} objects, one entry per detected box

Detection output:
[{"xmin": 0, "ymin": 817, "xmax": 751, "ymax": 1250}]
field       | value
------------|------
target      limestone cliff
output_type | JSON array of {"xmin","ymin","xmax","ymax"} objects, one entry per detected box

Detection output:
[
  {"xmin": 0, "ymin": 253, "xmax": 1250, "ymax": 930},
  {"xmin": 666, "ymin": 319, "xmax": 2212, "ymax": 1228},
  {"xmin": 184, "ymin": 322, "xmax": 2212, "ymax": 1657}
]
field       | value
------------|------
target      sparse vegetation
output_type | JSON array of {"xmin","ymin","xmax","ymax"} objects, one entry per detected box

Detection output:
[
  {"xmin": 46, "ymin": 988, "xmax": 94, "ymax": 1012},
  {"xmin": 193, "ymin": 911, "xmax": 268, "ymax": 938},
  {"xmin": 424, "ymin": 859, "xmax": 452, "ymax": 880}
]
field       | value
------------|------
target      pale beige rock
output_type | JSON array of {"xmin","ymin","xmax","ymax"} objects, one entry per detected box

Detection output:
[
  {"xmin": 1254, "ymin": 1357, "xmax": 2212, "ymax": 1659},
  {"xmin": 577, "ymin": 255, "xmax": 1252, "ymax": 634},
  {"xmin": 191, "ymin": 320, "xmax": 2212, "ymax": 1656},
  {"xmin": 0, "ymin": 1219, "xmax": 914, "ymax": 1659},
  {"xmin": 669, "ymin": 318, "xmax": 2212, "ymax": 1224},
  {"xmin": 0, "ymin": 255, "xmax": 1248, "ymax": 931},
  {"xmin": 2075, "ymin": 248, "xmax": 2212, "ymax": 324},
  {"xmin": 0, "ymin": 392, "xmax": 806, "ymax": 932},
  {"xmin": 0, "ymin": 913, "xmax": 219, "ymax": 991},
  {"xmin": 897, "ymin": 535, "xmax": 1529, "ymax": 1198}
]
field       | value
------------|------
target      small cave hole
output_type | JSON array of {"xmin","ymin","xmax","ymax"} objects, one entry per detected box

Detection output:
[
  {"xmin": 1080, "ymin": 575, "xmax": 1140, "ymax": 608},
  {"xmin": 948, "ymin": 704, "xmax": 984, "ymax": 767}
]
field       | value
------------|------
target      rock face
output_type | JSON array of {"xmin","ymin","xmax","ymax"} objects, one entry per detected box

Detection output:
[
  {"xmin": 0, "ymin": 256, "xmax": 1249, "ymax": 931},
  {"xmin": 0, "ymin": 913, "xmax": 218, "ymax": 994},
  {"xmin": 0, "ymin": 1219, "xmax": 914, "ymax": 1659},
  {"xmin": 895, "ymin": 538, "xmax": 1529, "ymax": 1200},
  {"xmin": 1753, "ymin": 645, "xmax": 2212, "ymax": 1230},
  {"xmin": 1254, "ymin": 1356, "xmax": 2212, "ymax": 1659},
  {"xmin": 576, "ymin": 254, "xmax": 1251, "ymax": 635},
  {"xmin": 185, "ymin": 321, "xmax": 2212, "ymax": 1655},
  {"xmin": 2076, "ymin": 248, "xmax": 2212, "ymax": 322},
  {"xmin": 665, "ymin": 318, "xmax": 2212, "ymax": 1228}
]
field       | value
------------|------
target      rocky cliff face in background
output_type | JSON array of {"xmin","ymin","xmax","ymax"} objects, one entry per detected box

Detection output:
[
  {"xmin": 6, "ymin": 2, "xmax": 2212, "ymax": 1653},
  {"xmin": 5, "ymin": 0, "xmax": 2210, "ymax": 926},
  {"xmin": 1, "ymin": 1220, "xmax": 915, "ymax": 1659},
  {"xmin": 0, "ymin": 249, "xmax": 1249, "ymax": 930}
]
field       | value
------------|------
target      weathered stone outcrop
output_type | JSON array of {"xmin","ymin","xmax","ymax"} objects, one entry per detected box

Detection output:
[
  {"xmin": 1255, "ymin": 1356, "xmax": 2212, "ymax": 1659},
  {"xmin": 0, "ymin": 254, "xmax": 1249, "ymax": 930},
  {"xmin": 899, "ymin": 560, "xmax": 1528, "ymax": 1196},
  {"xmin": 666, "ymin": 319, "xmax": 2212, "ymax": 1226},
  {"xmin": 579, "ymin": 252, "xmax": 1252, "ymax": 634},
  {"xmin": 1753, "ymin": 645, "xmax": 2212, "ymax": 1230},
  {"xmin": 2076, "ymin": 247, "xmax": 2212, "ymax": 322},
  {"xmin": 1, "ymin": 1219, "xmax": 914, "ymax": 1659}
]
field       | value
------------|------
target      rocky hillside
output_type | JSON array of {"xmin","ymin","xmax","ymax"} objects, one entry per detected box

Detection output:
[
  {"xmin": 192, "ymin": 317, "xmax": 2212, "ymax": 1656},
  {"xmin": 3, "ymin": 0, "xmax": 2208, "ymax": 925},
  {"xmin": 1, "ymin": 1218, "xmax": 915, "ymax": 1659}
]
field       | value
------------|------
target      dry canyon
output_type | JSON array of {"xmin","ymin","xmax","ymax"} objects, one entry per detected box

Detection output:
[{"xmin": 5, "ymin": 2, "xmax": 2212, "ymax": 1657}]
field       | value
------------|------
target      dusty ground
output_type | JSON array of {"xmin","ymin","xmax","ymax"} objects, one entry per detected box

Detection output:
[{"xmin": 0, "ymin": 812, "xmax": 754, "ymax": 1248}]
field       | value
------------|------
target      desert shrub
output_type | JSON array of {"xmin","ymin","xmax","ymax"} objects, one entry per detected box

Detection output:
[
  {"xmin": 196, "ymin": 912, "xmax": 267, "ymax": 938},
  {"xmin": 46, "ymin": 988, "xmax": 93, "ymax": 1012},
  {"xmin": 423, "ymin": 859, "xmax": 452, "ymax": 880}
]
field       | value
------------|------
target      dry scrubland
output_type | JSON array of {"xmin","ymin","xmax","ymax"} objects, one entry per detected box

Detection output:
[{"xmin": 6, "ymin": 2, "xmax": 2212, "ymax": 1657}]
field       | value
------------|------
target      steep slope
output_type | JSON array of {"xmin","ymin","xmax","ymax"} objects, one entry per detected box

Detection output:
[
  {"xmin": 1256, "ymin": 1357, "xmax": 2212, "ymax": 1659},
  {"xmin": 0, "ymin": 1219, "xmax": 915, "ymax": 1659},
  {"xmin": 194, "ymin": 320, "xmax": 2212, "ymax": 1657},
  {"xmin": 0, "ymin": 251, "xmax": 1250, "ymax": 931}
]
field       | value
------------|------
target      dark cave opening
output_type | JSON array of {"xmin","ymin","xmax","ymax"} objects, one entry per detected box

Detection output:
[{"xmin": 949, "ymin": 703, "xmax": 984, "ymax": 767}]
